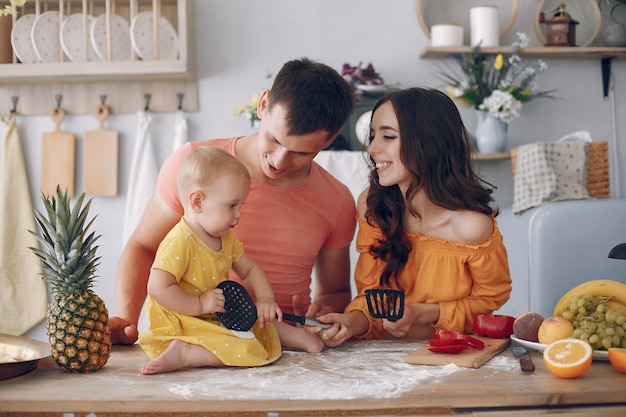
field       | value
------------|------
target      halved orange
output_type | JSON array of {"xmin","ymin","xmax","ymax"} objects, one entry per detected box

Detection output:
[
  {"xmin": 608, "ymin": 348, "xmax": 626, "ymax": 374},
  {"xmin": 543, "ymin": 338, "xmax": 593, "ymax": 379}
]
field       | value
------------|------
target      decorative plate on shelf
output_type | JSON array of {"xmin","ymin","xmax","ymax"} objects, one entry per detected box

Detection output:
[
  {"xmin": 10, "ymin": 13, "xmax": 38, "ymax": 63},
  {"xmin": 60, "ymin": 13, "xmax": 98, "ymax": 62},
  {"xmin": 510, "ymin": 335, "xmax": 609, "ymax": 361},
  {"xmin": 130, "ymin": 11, "xmax": 179, "ymax": 60},
  {"xmin": 90, "ymin": 13, "xmax": 132, "ymax": 61},
  {"xmin": 0, "ymin": 333, "xmax": 50, "ymax": 381},
  {"xmin": 31, "ymin": 11, "xmax": 62, "ymax": 63}
]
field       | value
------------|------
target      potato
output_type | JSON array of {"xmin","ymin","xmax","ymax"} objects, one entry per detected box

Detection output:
[{"xmin": 512, "ymin": 312, "xmax": 545, "ymax": 342}]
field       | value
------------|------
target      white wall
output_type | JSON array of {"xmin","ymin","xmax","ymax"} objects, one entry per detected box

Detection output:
[{"xmin": 12, "ymin": 0, "xmax": 625, "ymax": 341}]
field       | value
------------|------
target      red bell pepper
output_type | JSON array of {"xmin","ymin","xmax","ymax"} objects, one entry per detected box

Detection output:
[
  {"xmin": 472, "ymin": 314, "xmax": 515, "ymax": 339},
  {"xmin": 428, "ymin": 344, "xmax": 468, "ymax": 354},
  {"xmin": 430, "ymin": 329, "xmax": 485, "ymax": 350}
]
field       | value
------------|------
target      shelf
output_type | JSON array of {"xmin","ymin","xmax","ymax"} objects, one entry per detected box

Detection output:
[
  {"xmin": 0, "ymin": 0, "xmax": 197, "ymax": 114},
  {"xmin": 0, "ymin": 60, "xmax": 193, "ymax": 83},
  {"xmin": 420, "ymin": 46, "xmax": 626, "ymax": 100},
  {"xmin": 420, "ymin": 46, "xmax": 626, "ymax": 60},
  {"xmin": 472, "ymin": 152, "xmax": 511, "ymax": 161}
]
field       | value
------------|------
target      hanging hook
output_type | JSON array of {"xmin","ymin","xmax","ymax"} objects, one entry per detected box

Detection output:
[
  {"xmin": 100, "ymin": 94, "xmax": 107, "ymax": 106},
  {"xmin": 144, "ymin": 93, "xmax": 151, "ymax": 111},
  {"xmin": 176, "ymin": 92, "xmax": 184, "ymax": 111},
  {"xmin": 54, "ymin": 94, "xmax": 63, "ymax": 109},
  {"xmin": 10, "ymin": 96, "xmax": 18, "ymax": 114}
]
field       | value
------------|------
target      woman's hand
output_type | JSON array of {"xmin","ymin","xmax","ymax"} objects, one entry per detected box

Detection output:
[{"xmin": 383, "ymin": 303, "xmax": 440, "ymax": 339}]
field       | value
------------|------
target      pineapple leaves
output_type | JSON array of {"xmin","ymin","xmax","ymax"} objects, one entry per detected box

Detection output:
[{"xmin": 28, "ymin": 186, "xmax": 101, "ymax": 294}]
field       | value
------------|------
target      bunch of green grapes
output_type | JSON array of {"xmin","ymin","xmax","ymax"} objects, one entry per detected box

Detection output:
[{"xmin": 561, "ymin": 295, "xmax": 626, "ymax": 350}]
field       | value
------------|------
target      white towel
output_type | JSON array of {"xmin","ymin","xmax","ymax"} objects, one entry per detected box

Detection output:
[
  {"xmin": 122, "ymin": 111, "xmax": 159, "ymax": 245},
  {"xmin": 0, "ymin": 114, "xmax": 48, "ymax": 335},
  {"xmin": 172, "ymin": 110, "xmax": 188, "ymax": 152}
]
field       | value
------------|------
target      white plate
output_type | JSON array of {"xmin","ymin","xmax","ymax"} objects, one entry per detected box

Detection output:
[
  {"xmin": 356, "ymin": 84, "xmax": 387, "ymax": 94},
  {"xmin": 60, "ymin": 13, "xmax": 98, "ymax": 62},
  {"xmin": 90, "ymin": 13, "xmax": 132, "ymax": 61},
  {"xmin": 130, "ymin": 11, "xmax": 179, "ymax": 60},
  {"xmin": 510, "ymin": 335, "xmax": 609, "ymax": 361},
  {"xmin": 10, "ymin": 13, "xmax": 38, "ymax": 63},
  {"xmin": 31, "ymin": 11, "xmax": 62, "ymax": 63}
]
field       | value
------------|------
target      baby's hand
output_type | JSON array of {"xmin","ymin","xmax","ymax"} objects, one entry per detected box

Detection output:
[
  {"xmin": 199, "ymin": 288, "xmax": 225, "ymax": 315},
  {"xmin": 255, "ymin": 299, "xmax": 280, "ymax": 328}
]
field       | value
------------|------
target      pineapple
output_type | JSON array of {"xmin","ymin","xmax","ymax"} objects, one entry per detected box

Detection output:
[{"xmin": 29, "ymin": 186, "xmax": 111, "ymax": 373}]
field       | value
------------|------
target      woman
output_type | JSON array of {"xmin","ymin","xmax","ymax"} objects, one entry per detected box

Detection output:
[{"xmin": 318, "ymin": 88, "xmax": 512, "ymax": 347}]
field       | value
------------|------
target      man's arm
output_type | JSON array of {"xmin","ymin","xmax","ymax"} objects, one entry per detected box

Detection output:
[
  {"xmin": 311, "ymin": 245, "xmax": 352, "ymax": 314},
  {"xmin": 111, "ymin": 194, "xmax": 182, "ymax": 344}
]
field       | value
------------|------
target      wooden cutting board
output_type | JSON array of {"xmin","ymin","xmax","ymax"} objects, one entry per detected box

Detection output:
[
  {"xmin": 84, "ymin": 104, "xmax": 119, "ymax": 197},
  {"xmin": 404, "ymin": 336, "xmax": 510, "ymax": 368},
  {"xmin": 41, "ymin": 108, "xmax": 75, "ymax": 197}
]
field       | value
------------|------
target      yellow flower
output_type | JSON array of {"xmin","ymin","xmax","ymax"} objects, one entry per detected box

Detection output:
[
  {"xmin": 250, "ymin": 94, "xmax": 261, "ymax": 108},
  {"xmin": 494, "ymin": 54, "xmax": 504, "ymax": 71},
  {"xmin": 234, "ymin": 104, "xmax": 248, "ymax": 117},
  {"xmin": 0, "ymin": 0, "xmax": 27, "ymax": 17}
]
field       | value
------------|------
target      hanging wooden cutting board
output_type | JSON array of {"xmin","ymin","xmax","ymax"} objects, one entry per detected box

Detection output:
[
  {"xmin": 84, "ymin": 104, "xmax": 119, "ymax": 197},
  {"xmin": 404, "ymin": 337, "xmax": 510, "ymax": 368},
  {"xmin": 41, "ymin": 108, "xmax": 75, "ymax": 197}
]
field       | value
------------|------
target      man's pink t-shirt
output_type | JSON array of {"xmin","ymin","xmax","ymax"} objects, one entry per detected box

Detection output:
[{"xmin": 156, "ymin": 138, "xmax": 357, "ymax": 313}]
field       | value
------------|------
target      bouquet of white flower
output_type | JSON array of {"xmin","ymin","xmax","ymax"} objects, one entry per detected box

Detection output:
[{"xmin": 437, "ymin": 32, "xmax": 556, "ymax": 123}]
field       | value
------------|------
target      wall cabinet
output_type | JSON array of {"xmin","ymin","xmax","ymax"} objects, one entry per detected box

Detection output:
[{"xmin": 0, "ymin": 0, "xmax": 197, "ymax": 115}]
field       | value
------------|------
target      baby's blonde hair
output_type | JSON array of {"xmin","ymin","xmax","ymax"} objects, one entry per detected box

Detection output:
[{"xmin": 177, "ymin": 146, "xmax": 250, "ymax": 203}]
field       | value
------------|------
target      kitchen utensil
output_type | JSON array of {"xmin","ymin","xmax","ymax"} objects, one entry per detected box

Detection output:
[
  {"xmin": 216, "ymin": 280, "xmax": 257, "ymax": 332},
  {"xmin": 365, "ymin": 289, "xmax": 404, "ymax": 321},
  {"xmin": 0, "ymin": 333, "xmax": 50, "ymax": 381},
  {"xmin": 282, "ymin": 313, "xmax": 332, "ymax": 329},
  {"xmin": 404, "ymin": 336, "xmax": 510, "ymax": 368},
  {"xmin": 216, "ymin": 280, "xmax": 331, "ymax": 330},
  {"xmin": 84, "ymin": 103, "xmax": 119, "ymax": 196},
  {"xmin": 512, "ymin": 345, "xmax": 535, "ymax": 373},
  {"xmin": 41, "ymin": 108, "xmax": 75, "ymax": 197}
]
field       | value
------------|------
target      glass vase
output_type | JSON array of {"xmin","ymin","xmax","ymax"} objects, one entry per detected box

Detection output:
[{"xmin": 474, "ymin": 110, "xmax": 508, "ymax": 153}]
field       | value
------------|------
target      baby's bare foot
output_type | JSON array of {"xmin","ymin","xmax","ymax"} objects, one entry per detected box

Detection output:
[{"xmin": 140, "ymin": 340, "xmax": 187, "ymax": 375}]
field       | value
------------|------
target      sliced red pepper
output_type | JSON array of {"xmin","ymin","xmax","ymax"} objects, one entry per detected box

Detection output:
[
  {"xmin": 428, "ymin": 338, "xmax": 468, "ymax": 347},
  {"xmin": 472, "ymin": 314, "xmax": 515, "ymax": 339},
  {"xmin": 428, "ymin": 344, "xmax": 468, "ymax": 354},
  {"xmin": 432, "ymin": 329, "xmax": 485, "ymax": 350}
]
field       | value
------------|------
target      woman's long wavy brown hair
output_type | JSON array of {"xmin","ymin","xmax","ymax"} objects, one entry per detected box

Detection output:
[{"xmin": 365, "ymin": 88, "xmax": 496, "ymax": 286}]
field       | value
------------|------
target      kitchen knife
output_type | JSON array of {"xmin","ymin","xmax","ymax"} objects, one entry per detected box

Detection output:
[
  {"xmin": 282, "ymin": 313, "xmax": 332, "ymax": 329},
  {"xmin": 512, "ymin": 346, "xmax": 535, "ymax": 373}
]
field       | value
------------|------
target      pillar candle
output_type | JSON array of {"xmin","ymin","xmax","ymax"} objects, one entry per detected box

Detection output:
[{"xmin": 470, "ymin": 6, "xmax": 499, "ymax": 47}]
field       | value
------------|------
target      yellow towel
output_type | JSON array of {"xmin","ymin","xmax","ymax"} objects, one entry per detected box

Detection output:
[{"xmin": 0, "ymin": 114, "xmax": 48, "ymax": 335}]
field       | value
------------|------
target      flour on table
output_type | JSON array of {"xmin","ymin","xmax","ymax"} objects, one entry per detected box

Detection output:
[{"xmin": 162, "ymin": 341, "xmax": 475, "ymax": 400}]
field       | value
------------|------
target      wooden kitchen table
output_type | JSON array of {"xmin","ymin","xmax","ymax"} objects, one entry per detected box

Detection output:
[{"xmin": 0, "ymin": 340, "xmax": 625, "ymax": 416}]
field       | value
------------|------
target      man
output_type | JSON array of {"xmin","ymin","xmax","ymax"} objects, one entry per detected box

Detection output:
[{"xmin": 111, "ymin": 57, "xmax": 356, "ymax": 344}]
